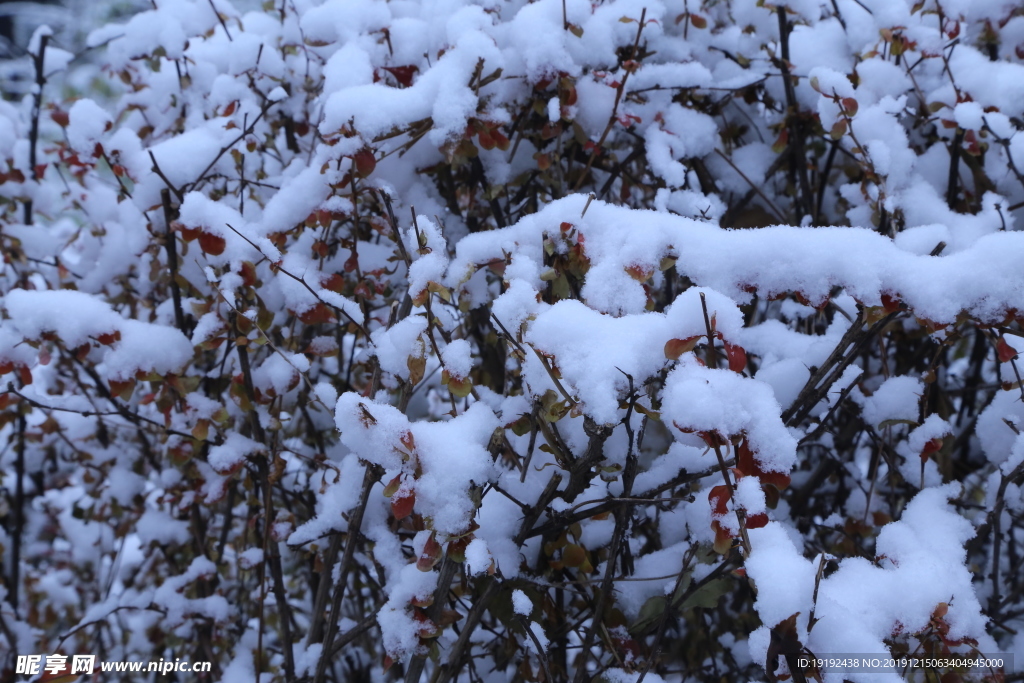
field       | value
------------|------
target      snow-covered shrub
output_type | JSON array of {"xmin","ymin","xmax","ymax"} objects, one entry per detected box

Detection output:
[{"xmin": 2, "ymin": 0, "xmax": 1024, "ymax": 682}]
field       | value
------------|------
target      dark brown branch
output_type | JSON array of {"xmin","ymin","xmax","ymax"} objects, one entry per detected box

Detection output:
[
  {"xmin": 313, "ymin": 464, "xmax": 381, "ymax": 683},
  {"xmin": 25, "ymin": 33, "xmax": 49, "ymax": 225},
  {"xmin": 160, "ymin": 188, "xmax": 188, "ymax": 334}
]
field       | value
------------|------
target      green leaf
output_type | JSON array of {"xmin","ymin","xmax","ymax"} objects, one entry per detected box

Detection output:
[
  {"xmin": 670, "ymin": 570, "xmax": 694, "ymax": 605},
  {"xmin": 679, "ymin": 577, "xmax": 731, "ymax": 611},
  {"xmin": 878, "ymin": 418, "xmax": 918, "ymax": 429},
  {"xmin": 630, "ymin": 596, "xmax": 667, "ymax": 635}
]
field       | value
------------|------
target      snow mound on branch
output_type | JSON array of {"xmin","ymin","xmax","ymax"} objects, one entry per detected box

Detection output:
[
  {"xmin": 450, "ymin": 197, "xmax": 1024, "ymax": 324},
  {"xmin": 3, "ymin": 290, "xmax": 192, "ymax": 380},
  {"xmin": 747, "ymin": 485, "xmax": 993, "ymax": 683},
  {"xmin": 334, "ymin": 394, "xmax": 498, "ymax": 535}
]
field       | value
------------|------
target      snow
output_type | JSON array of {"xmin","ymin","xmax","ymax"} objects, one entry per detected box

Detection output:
[
  {"xmin": 464, "ymin": 538, "xmax": 493, "ymax": 576},
  {"xmin": 440, "ymin": 338, "xmax": 473, "ymax": 379},
  {"xmin": 377, "ymin": 564, "xmax": 438, "ymax": 661},
  {"xmin": 749, "ymin": 486, "xmax": 993, "ymax": 682},
  {"xmin": 746, "ymin": 522, "xmax": 817, "ymax": 631},
  {"xmin": 664, "ymin": 357, "xmax": 797, "ymax": 474},
  {"xmin": 977, "ymin": 390, "xmax": 1024, "ymax": 467},
  {"xmin": 5, "ymin": 0, "xmax": 1022, "ymax": 678},
  {"xmin": 860, "ymin": 376, "xmax": 923, "ymax": 428},
  {"xmin": 4, "ymin": 289, "xmax": 121, "ymax": 347},
  {"xmin": 451, "ymin": 196, "xmax": 1024, "ymax": 324},
  {"xmin": 136, "ymin": 509, "xmax": 191, "ymax": 547},
  {"xmin": 511, "ymin": 589, "xmax": 532, "ymax": 616},
  {"xmin": 755, "ymin": 359, "xmax": 811, "ymax": 411},
  {"xmin": 208, "ymin": 433, "xmax": 263, "ymax": 474},
  {"xmin": 334, "ymin": 395, "xmax": 498, "ymax": 535},
  {"xmin": 66, "ymin": 99, "xmax": 112, "ymax": 154},
  {"xmin": 2, "ymin": 290, "xmax": 192, "ymax": 381}
]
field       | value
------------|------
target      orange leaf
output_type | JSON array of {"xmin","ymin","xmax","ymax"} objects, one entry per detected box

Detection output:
[
  {"xmin": 664, "ymin": 336, "xmax": 700, "ymax": 360},
  {"xmin": 712, "ymin": 520, "xmax": 734, "ymax": 554},
  {"xmin": 109, "ymin": 378, "xmax": 135, "ymax": 400},
  {"xmin": 198, "ymin": 232, "xmax": 226, "ymax": 256}
]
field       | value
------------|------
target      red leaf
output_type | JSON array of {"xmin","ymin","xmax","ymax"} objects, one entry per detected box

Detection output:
[
  {"xmin": 724, "ymin": 341, "xmax": 747, "ymax": 373},
  {"xmin": 17, "ymin": 365, "xmax": 32, "ymax": 386},
  {"xmin": 353, "ymin": 149, "xmax": 376, "ymax": 177},
  {"xmin": 699, "ymin": 430, "xmax": 727, "ymax": 449},
  {"xmin": 689, "ymin": 13, "xmax": 708, "ymax": 28},
  {"xmin": 920, "ymin": 437, "xmax": 943, "ymax": 463},
  {"xmin": 382, "ymin": 65, "xmax": 419, "ymax": 87},
  {"xmin": 417, "ymin": 532, "xmax": 442, "ymax": 571},
  {"xmin": 198, "ymin": 232, "xmax": 226, "ymax": 256},
  {"xmin": 222, "ymin": 100, "xmax": 237, "ymax": 116},
  {"xmin": 746, "ymin": 512, "xmax": 769, "ymax": 529},
  {"xmin": 492, "ymin": 130, "xmax": 510, "ymax": 150},
  {"xmin": 322, "ymin": 273, "xmax": 345, "ymax": 293},
  {"xmin": 997, "ymin": 336, "xmax": 1018, "ymax": 363},
  {"xmin": 709, "ymin": 485, "xmax": 731, "ymax": 516},
  {"xmin": 841, "ymin": 97, "xmax": 859, "ymax": 116},
  {"xmin": 298, "ymin": 303, "xmax": 336, "ymax": 325},
  {"xmin": 392, "ymin": 491, "xmax": 415, "ymax": 520},
  {"xmin": 343, "ymin": 251, "xmax": 359, "ymax": 273},
  {"xmin": 50, "ymin": 109, "xmax": 69, "ymax": 127},
  {"xmin": 736, "ymin": 440, "xmax": 791, "ymax": 490},
  {"xmin": 97, "ymin": 331, "xmax": 121, "ymax": 346}
]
